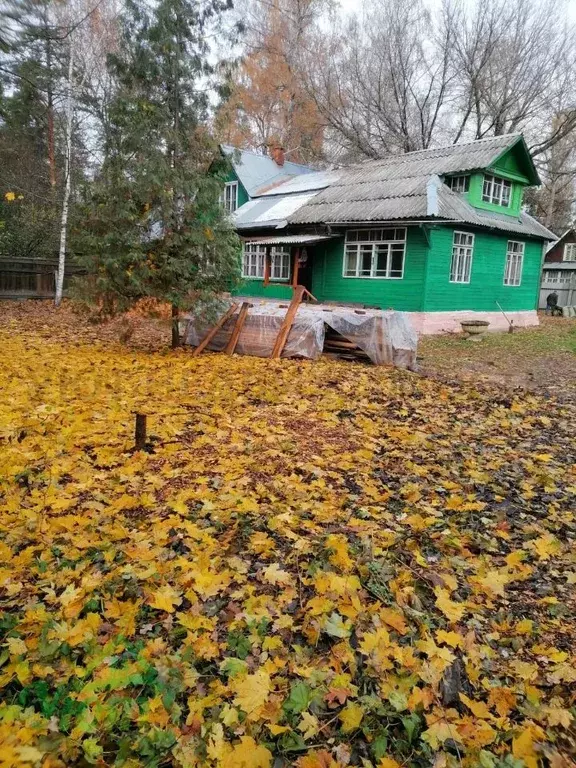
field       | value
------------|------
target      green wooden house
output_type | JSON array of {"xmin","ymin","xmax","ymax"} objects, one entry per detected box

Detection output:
[{"xmin": 223, "ymin": 136, "xmax": 555, "ymax": 333}]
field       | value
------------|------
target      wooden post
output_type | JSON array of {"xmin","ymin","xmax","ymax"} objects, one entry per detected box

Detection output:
[
  {"xmin": 171, "ymin": 304, "xmax": 180, "ymax": 349},
  {"xmin": 263, "ymin": 248, "xmax": 271, "ymax": 286},
  {"xmin": 225, "ymin": 301, "xmax": 251, "ymax": 354},
  {"xmin": 291, "ymin": 247, "xmax": 300, "ymax": 288},
  {"xmin": 191, "ymin": 303, "xmax": 239, "ymax": 357},
  {"xmin": 134, "ymin": 413, "xmax": 147, "ymax": 451},
  {"xmin": 271, "ymin": 285, "xmax": 305, "ymax": 359}
]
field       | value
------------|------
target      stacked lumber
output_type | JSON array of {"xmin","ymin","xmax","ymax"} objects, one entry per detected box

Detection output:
[{"xmin": 323, "ymin": 326, "xmax": 371, "ymax": 363}]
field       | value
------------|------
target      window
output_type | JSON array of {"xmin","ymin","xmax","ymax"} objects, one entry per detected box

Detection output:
[
  {"xmin": 450, "ymin": 231, "xmax": 474, "ymax": 283},
  {"xmin": 242, "ymin": 242, "xmax": 265, "ymax": 277},
  {"xmin": 543, "ymin": 269, "xmax": 571, "ymax": 285},
  {"xmin": 446, "ymin": 175, "xmax": 469, "ymax": 193},
  {"xmin": 482, "ymin": 174, "xmax": 511, "ymax": 207},
  {"xmin": 242, "ymin": 243, "xmax": 290, "ymax": 281},
  {"xmin": 270, "ymin": 249, "xmax": 290, "ymax": 280},
  {"xmin": 344, "ymin": 228, "xmax": 406, "ymax": 279},
  {"xmin": 564, "ymin": 243, "xmax": 576, "ymax": 262},
  {"xmin": 504, "ymin": 241, "xmax": 524, "ymax": 286},
  {"xmin": 221, "ymin": 181, "xmax": 238, "ymax": 213}
]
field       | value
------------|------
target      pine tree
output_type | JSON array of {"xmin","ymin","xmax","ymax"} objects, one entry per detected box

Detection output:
[{"xmin": 74, "ymin": 0, "xmax": 242, "ymax": 346}]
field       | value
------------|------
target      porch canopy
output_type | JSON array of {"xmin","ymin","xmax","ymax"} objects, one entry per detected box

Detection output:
[{"xmin": 241, "ymin": 234, "xmax": 334, "ymax": 245}]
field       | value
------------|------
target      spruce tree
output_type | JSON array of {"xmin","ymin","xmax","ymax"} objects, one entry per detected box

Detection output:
[{"xmin": 75, "ymin": 0, "xmax": 241, "ymax": 346}]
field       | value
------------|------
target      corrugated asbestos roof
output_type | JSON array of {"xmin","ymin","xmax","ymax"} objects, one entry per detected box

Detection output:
[
  {"xmin": 221, "ymin": 145, "xmax": 314, "ymax": 197},
  {"xmin": 231, "ymin": 134, "xmax": 555, "ymax": 239}
]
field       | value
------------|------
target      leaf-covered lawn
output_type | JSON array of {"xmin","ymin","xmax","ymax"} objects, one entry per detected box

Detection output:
[
  {"xmin": 420, "ymin": 316, "xmax": 576, "ymax": 402},
  {"xmin": 1, "ymin": 312, "xmax": 575, "ymax": 768}
]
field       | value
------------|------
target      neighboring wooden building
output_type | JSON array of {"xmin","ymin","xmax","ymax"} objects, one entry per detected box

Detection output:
[
  {"xmin": 539, "ymin": 229, "xmax": 576, "ymax": 309},
  {"xmin": 223, "ymin": 135, "xmax": 555, "ymax": 333}
]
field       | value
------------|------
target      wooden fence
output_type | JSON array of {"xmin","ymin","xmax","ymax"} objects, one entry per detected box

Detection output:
[{"xmin": 0, "ymin": 257, "xmax": 83, "ymax": 299}]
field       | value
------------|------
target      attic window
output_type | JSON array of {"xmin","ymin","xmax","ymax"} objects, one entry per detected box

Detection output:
[
  {"xmin": 482, "ymin": 174, "xmax": 511, "ymax": 207},
  {"xmin": 446, "ymin": 175, "xmax": 469, "ymax": 193},
  {"xmin": 564, "ymin": 243, "xmax": 576, "ymax": 262},
  {"xmin": 221, "ymin": 181, "xmax": 238, "ymax": 213}
]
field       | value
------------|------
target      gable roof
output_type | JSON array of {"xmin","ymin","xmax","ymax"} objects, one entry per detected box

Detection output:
[
  {"xmin": 286, "ymin": 135, "xmax": 553, "ymax": 239},
  {"xmin": 221, "ymin": 145, "xmax": 315, "ymax": 197},
  {"xmin": 545, "ymin": 228, "xmax": 572, "ymax": 252}
]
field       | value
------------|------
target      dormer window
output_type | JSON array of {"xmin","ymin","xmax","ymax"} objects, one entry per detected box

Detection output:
[
  {"xmin": 564, "ymin": 243, "xmax": 576, "ymax": 262},
  {"xmin": 221, "ymin": 181, "xmax": 238, "ymax": 213},
  {"xmin": 482, "ymin": 174, "xmax": 511, "ymax": 207},
  {"xmin": 446, "ymin": 175, "xmax": 469, "ymax": 193}
]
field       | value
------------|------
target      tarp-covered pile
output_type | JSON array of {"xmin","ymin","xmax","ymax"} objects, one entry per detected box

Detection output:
[{"xmin": 184, "ymin": 298, "xmax": 417, "ymax": 368}]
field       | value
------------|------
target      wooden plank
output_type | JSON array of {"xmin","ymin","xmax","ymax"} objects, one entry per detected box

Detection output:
[
  {"xmin": 224, "ymin": 302, "xmax": 251, "ymax": 355},
  {"xmin": 191, "ymin": 303, "xmax": 239, "ymax": 357},
  {"xmin": 271, "ymin": 285, "xmax": 305, "ymax": 359},
  {"xmin": 263, "ymin": 248, "xmax": 271, "ymax": 286}
]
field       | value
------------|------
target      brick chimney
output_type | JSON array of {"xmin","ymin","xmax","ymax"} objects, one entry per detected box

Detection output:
[{"xmin": 270, "ymin": 145, "xmax": 285, "ymax": 167}]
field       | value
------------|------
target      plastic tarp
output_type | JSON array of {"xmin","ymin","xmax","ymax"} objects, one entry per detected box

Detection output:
[{"xmin": 183, "ymin": 298, "xmax": 418, "ymax": 368}]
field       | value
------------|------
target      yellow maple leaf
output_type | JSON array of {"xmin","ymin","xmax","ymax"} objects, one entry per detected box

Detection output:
[
  {"xmin": 380, "ymin": 608, "xmax": 408, "ymax": 634},
  {"xmin": 262, "ymin": 563, "xmax": 293, "ymax": 586},
  {"xmin": 325, "ymin": 534, "xmax": 353, "ymax": 572},
  {"xmin": 298, "ymin": 711, "xmax": 320, "ymax": 740},
  {"xmin": 511, "ymin": 660, "xmax": 539, "ymax": 681},
  {"xmin": 515, "ymin": 618, "xmax": 534, "ymax": 635},
  {"xmin": 435, "ymin": 629, "xmax": 464, "ymax": 648},
  {"xmin": 531, "ymin": 533, "xmax": 561, "ymax": 560},
  {"xmin": 476, "ymin": 569, "xmax": 509, "ymax": 597},
  {"xmin": 434, "ymin": 587, "xmax": 466, "ymax": 622},
  {"xmin": 233, "ymin": 670, "xmax": 271, "ymax": 719},
  {"xmin": 422, "ymin": 719, "xmax": 455, "ymax": 749},
  {"xmin": 339, "ymin": 701, "xmax": 364, "ymax": 732},
  {"xmin": 221, "ymin": 736, "xmax": 272, "ymax": 768},
  {"xmin": 512, "ymin": 728, "xmax": 540, "ymax": 768},
  {"xmin": 459, "ymin": 693, "xmax": 492, "ymax": 720},
  {"xmin": 378, "ymin": 759, "xmax": 402, "ymax": 768},
  {"xmin": 148, "ymin": 585, "xmax": 182, "ymax": 613}
]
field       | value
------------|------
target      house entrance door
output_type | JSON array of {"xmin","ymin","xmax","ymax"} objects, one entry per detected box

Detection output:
[{"xmin": 294, "ymin": 247, "xmax": 313, "ymax": 293}]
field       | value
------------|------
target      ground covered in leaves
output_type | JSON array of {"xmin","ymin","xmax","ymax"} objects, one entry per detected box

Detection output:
[
  {"xmin": 1, "ymin": 306, "xmax": 575, "ymax": 768},
  {"xmin": 419, "ymin": 317, "xmax": 576, "ymax": 403}
]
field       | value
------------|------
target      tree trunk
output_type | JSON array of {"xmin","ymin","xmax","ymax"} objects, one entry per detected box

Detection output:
[
  {"xmin": 55, "ymin": 36, "xmax": 74, "ymax": 307},
  {"xmin": 171, "ymin": 304, "xmax": 180, "ymax": 348}
]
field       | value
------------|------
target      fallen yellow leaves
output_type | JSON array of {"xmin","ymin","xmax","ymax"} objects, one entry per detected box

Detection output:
[{"xmin": 0, "ymin": 314, "xmax": 575, "ymax": 767}]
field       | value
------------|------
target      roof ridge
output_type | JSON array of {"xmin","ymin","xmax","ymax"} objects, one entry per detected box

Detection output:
[
  {"xmin": 351, "ymin": 133, "xmax": 523, "ymax": 169},
  {"xmin": 220, "ymin": 143, "xmax": 313, "ymax": 171}
]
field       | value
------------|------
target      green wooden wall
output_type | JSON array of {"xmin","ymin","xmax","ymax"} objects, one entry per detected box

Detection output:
[
  {"xmin": 422, "ymin": 227, "xmax": 543, "ymax": 312},
  {"xmin": 225, "ymin": 168, "xmax": 250, "ymax": 207},
  {"xmin": 310, "ymin": 228, "xmax": 429, "ymax": 310},
  {"xmin": 233, "ymin": 225, "xmax": 543, "ymax": 314}
]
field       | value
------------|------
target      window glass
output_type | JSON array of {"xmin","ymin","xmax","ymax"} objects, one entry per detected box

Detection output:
[
  {"xmin": 343, "ymin": 229, "xmax": 406, "ymax": 279},
  {"xmin": 482, "ymin": 175, "xmax": 512, "ymax": 207},
  {"xmin": 450, "ymin": 231, "xmax": 474, "ymax": 283}
]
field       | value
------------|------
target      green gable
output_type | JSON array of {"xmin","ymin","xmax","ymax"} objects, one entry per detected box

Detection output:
[{"xmin": 224, "ymin": 168, "xmax": 250, "ymax": 208}]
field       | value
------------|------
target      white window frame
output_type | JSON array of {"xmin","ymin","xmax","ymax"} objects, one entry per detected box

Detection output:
[
  {"xmin": 221, "ymin": 181, "xmax": 238, "ymax": 213},
  {"xmin": 450, "ymin": 231, "xmax": 474, "ymax": 284},
  {"xmin": 446, "ymin": 175, "xmax": 469, "ymax": 193},
  {"xmin": 482, "ymin": 174, "xmax": 512, "ymax": 207},
  {"xmin": 504, "ymin": 241, "xmax": 524, "ymax": 286},
  {"xmin": 343, "ymin": 228, "xmax": 406, "ymax": 279},
  {"xmin": 564, "ymin": 243, "xmax": 576, "ymax": 262},
  {"xmin": 241, "ymin": 243, "xmax": 290, "ymax": 281}
]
